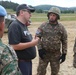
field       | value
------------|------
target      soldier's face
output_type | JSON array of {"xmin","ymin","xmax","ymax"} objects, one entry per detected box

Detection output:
[{"xmin": 49, "ymin": 13, "xmax": 57, "ymax": 23}]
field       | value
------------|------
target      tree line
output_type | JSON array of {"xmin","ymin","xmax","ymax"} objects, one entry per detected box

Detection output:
[
  {"xmin": 0, "ymin": 1, "xmax": 19, "ymax": 11},
  {"xmin": 35, "ymin": 9, "xmax": 75, "ymax": 14},
  {"xmin": 0, "ymin": 1, "xmax": 75, "ymax": 14}
]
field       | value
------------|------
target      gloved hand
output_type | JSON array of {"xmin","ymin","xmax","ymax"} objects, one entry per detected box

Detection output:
[
  {"xmin": 73, "ymin": 53, "xmax": 76, "ymax": 68},
  {"xmin": 38, "ymin": 49, "xmax": 46, "ymax": 59},
  {"xmin": 59, "ymin": 54, "xmax": 66, "ymax": 64}
]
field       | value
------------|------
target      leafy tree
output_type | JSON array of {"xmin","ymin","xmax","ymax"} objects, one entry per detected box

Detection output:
[
  {"xmin": 0, "ymin": 1, "xmax": 19, "ymax": 11},
  {"xmin": 35, "ymin": 9, "xmax": 43, "ymax": 13}
]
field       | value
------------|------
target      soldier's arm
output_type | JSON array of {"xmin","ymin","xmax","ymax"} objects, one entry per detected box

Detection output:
[
  {"xmin": 0, "ymin": 45, "xmax": 22, "ymax": 75},
  {"xmin": 35, "ymin": 22, "xmax": 46, "ymax": 38},
  {"xmin": 73, "ymin": 38, "xmax": 76, "ymax": 54},
  {"xmin": 73, "ymin": 38, "xmax": 76, "ymax": 68},
  {"xmin": 36, "ymin": 24, "xmax": 44, "ymax": 50},
  {"xmin": 0, "ymin": 46, "xmax": 4, "ymax": 73},
  {"xmin": 37, "ymin": 39, "xmax": 43, "ymax": 50},
  {"xmin": 36, "ymin": 28, "xmax": 43, "ymax": 50},
  {"xmin": 61, "ymin": 26, "xmax": 67, "ymax": 54}
]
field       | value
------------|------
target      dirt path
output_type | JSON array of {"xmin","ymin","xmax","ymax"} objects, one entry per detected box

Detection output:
[{"xmin": 2, "ymin": 21, "xmax": 76, "ymax": 75}]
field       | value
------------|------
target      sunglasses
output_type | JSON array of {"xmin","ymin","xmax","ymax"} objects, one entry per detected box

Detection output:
[{"xmin": 22, "ymin": 9, "xmax": 31, "ymax": 14}]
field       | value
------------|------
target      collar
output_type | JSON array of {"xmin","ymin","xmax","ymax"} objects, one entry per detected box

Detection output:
[{"xmin": 0, "ymin": 38, "xmax": 2, "ymax": 42}]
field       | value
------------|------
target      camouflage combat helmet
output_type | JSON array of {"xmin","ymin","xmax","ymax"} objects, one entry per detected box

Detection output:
[{"xmin": 47, "ymin": 7, "xmax": 61, "ymax": 19}]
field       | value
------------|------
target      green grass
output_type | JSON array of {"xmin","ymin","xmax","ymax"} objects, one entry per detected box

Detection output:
[
  {"xmin": 31, "ymin": 13, "xmax": 76, "ymax": 22},
  {"xmin": 6, "ymin": 9, "xmax": 15, "ymax": 14},
  {"xmin": 31, "ymin": 13, "xmax": 47, "ymax": 22},
  {"xmin": 60, "ymin": 13, "xmax": 76, "ymax": 21},
  {"xmin": 6, "ymin": 9, "xmax": 76, "ymax": 22}
]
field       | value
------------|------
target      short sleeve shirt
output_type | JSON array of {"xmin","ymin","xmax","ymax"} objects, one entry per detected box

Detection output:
[{"xmin": 8, "ymin": 20, "xmax": 36, "ymax": 60}]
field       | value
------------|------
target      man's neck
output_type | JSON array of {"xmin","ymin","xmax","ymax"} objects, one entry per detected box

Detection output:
[
  {"xmin": 49, "ymin": 21, "xmax": 58, "ymax": 24},
  {"xmin": 17, "ymin": 17, "xmax": 26, "ymax": 25}
]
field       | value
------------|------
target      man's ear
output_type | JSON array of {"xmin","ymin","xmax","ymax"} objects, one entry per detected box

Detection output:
[{"xmin": 0, "ymin": 22, "xmax": 5, "ymax": 31}]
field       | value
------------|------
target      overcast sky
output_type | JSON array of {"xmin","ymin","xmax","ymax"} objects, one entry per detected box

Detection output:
[{"xmin": 3, "ymin": 0, "xmax": 76, "ymax": 7}]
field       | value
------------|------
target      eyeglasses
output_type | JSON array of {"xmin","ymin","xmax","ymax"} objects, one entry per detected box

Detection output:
[{"xmin": 22, "ymin": 9, "xmax": 31, "ymax": 14}]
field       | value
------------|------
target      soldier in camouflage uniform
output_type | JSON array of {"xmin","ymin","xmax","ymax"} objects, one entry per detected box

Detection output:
[
  {"xmin": 73, "ymin": 38, "xmax": 76, "ymax": 68},
  {"xmin": 0, "ymin": 5, "xmax": 22, "ymax": 75},
  {"xmin": 36, "ymin": 7, "xmax": 67, "ymax": 75}
]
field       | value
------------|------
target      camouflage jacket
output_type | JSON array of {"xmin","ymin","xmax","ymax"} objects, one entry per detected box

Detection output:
[
  {"xmin": 36, "ymin": 21, "xmax": 67, "ymax": 54},
  {"xmin": 73, "ymin": 38, "xmax": 76, "ymax": 68},
  {"xmin": 73, "ymin": 38, "xmax": 76, "ymax": 54},
  {"xmin": 0, "ymin": 39, "xmax": 22, "ymax": 75}
]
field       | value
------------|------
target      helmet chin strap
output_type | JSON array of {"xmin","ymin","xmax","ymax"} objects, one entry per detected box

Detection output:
[{"xmin": 49, "ymin": 18, "xmax": 58, "ymax": 24}]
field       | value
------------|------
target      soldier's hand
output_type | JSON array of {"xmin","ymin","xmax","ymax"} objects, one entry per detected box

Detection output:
[
  {"xmin": 38, "ymin": 49, "xmax": 46, "ymax": 59},
  {"xmin": 59, "ymin": 54, "xmax": 66, "ymax": 64},
  {"xmin": 73, "ymin": 53, "xmax": 76, "ymax": 68}
]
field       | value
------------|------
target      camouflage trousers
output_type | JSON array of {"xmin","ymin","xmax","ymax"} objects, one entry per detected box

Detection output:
[{"xmin": 37, "ymin": 51, "xmax": 61, "ymax": 75}]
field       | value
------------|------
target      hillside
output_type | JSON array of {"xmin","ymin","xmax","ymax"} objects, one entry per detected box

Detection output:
[
  {"xmin": 34, "ymin": 5, "xmax": 76, "ymax": 11},
  {"xmin": 0, "ymin": 1, "xmax": 76, "ymax": 11}
]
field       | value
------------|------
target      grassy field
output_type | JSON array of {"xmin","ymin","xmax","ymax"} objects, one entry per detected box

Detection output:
[
  {"xmin": 6, "ymin": 8, "xmax": 76, "ymax": 22},
  {"xmin": 31, "ymin": 13, "xmax": 76, "ymax": 22}
]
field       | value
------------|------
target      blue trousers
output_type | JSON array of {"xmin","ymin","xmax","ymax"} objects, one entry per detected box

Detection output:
[{"xmin": 18, "ymin": 60, "xmax": 32, "ymax": 75}]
